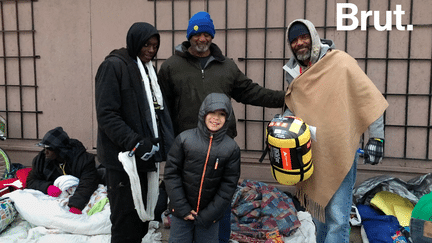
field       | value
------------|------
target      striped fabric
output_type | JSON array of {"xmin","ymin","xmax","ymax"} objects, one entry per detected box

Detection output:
[{"xmin": 363, "ymin": 138, "xmax": 384, "ymax": 165}]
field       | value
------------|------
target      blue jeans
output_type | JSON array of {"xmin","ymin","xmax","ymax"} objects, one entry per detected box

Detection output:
[
  {"xmin": 314, "ymin": 152, "xmax": 359, "ymax": 243},
  {"xmin": 169, "ymin": 215, "xmax": 219, "ymax": 243},
  {"xmin": 410, "ymin": 218, "xmax": 432, "ymax": 243}
]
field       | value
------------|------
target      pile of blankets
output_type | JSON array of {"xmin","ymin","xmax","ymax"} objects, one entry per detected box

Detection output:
[
  {"xmin": 230, "ymin": 179, "xmax": 316, "ymax": 243},
  {"xmin": 352, "ymin": 173, "xmax": 432, "ymax": 242},
  {"xmin": 0, "ymin": 174, "xmax": 163, "ymax": 243}
]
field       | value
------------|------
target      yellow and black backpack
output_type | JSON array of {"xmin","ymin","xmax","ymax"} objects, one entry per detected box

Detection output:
[{"xmin": 260, "ymin": 115, "xmax": 314, "ymax": 185}]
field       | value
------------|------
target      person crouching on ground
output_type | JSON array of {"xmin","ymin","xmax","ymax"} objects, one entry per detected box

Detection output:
[
  {"xmin": 26, "ymin": 126, "xmax": 99, "ymax": 215},
  {"xmin": 164, "ymin": 93, "xmax": 241, "ymax": 243}
]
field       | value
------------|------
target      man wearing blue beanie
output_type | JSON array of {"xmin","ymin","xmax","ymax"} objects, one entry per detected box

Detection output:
[
  {"xmin": 158, "ymin": 11, "xmax": 285, "ymax": 243},
  {"xmin": 159, "ymin": 10, "xmax": 285, "ymax": 138},
  {"xmin": 186, "ymin": 11, "xmax": 215, "ymax": 40}
]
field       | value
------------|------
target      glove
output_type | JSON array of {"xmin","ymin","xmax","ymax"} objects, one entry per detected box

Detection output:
[
  {"xmin": 363, "ymin": 138, "xmax": 384, "ymax": 165},
  {"xmin": 135, "ymin": 137, "xmax": 161, "ymax": 161},
  {"xmin": 47, "ymin": 185, "xmax": 62, "ymax": 197},
  {"xmin": 69, "ymin": 207, "xmax": 82, "ymax": 214}
]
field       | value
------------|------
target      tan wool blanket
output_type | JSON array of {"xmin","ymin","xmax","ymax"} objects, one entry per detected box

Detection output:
[{"xmin": 285, "ymin": 50, "xmax": 388, "ymax": 222}]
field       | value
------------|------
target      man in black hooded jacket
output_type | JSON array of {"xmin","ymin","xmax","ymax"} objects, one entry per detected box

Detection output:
[
  {"xmin": 27, "ymin": 127, "xmax": 99, "ymax": 215},
  {"xmin": 95, "ymin": 22, "xmax": 174, "ymax": 242}
]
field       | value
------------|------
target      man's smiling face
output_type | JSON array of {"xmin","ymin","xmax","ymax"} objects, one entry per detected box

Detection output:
[{"xmin": 290, "ymin": 33, "xmax": 312, "ymax": 61}]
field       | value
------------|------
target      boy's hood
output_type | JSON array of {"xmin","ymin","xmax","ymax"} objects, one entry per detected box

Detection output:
[{"xmin": 197, "ymin": 93, "xmax": 233, "ymax": 138}]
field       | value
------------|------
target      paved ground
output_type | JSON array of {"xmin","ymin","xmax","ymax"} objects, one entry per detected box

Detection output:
[
  {"xmin": 350, "ymin": 226, "xmax": 363, "ymax": 243},
  {"xmin": 156, "ymin": 226, "xmax": 169, "ymax": 242},
  {"xmin": 156, "ymin": 225, "xmax": 364, "ymax": 242}
]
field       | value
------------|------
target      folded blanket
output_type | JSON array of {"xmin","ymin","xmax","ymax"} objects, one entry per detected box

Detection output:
[
  {"xmin": 54, "ymin": 175, "xmax": 79, "ymax": 199},
  {"xmin": 54, "ymin": 175, "xmax": 79, "ymax": 191}
]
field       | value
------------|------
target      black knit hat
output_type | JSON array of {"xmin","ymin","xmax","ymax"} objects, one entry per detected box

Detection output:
[{"xmin": 288, "ymin": 22, "xmax": 310, "ymax": 43}]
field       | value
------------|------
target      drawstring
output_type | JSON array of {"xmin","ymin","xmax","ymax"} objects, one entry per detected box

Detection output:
[
  {"xmin": 196, "ymin": 134, "xmax": 213, "ymax": 213},
  {"xmin": 59, "ymin": 163, "xmax": 66, "ymax": 175}
]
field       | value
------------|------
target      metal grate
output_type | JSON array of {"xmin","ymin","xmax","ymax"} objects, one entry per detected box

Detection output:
[
  {"xmin": 0, "ymin": 0, "xmax": 41, "ymax": 139},
  {"xmin": 152, "ymin": 0, "xmax": 431, "ymax": 161}
]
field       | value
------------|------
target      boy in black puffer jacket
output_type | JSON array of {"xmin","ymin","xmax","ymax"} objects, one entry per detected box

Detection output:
[{"xmin": 164, "ymin": 93, "xmax": 241, "ymax": 243}]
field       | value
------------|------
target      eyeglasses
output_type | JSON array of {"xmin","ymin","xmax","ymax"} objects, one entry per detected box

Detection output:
[
  {"xmin": 36, "ymin": 142, "xmax": 53, "ymax": 150},
  {"xmin": 141, "ymin": 144, "xmax": 160, "ymax": 161},
  {"xmin": 40, "ymin": 144, "xmax": 53, "ymax": 150}
]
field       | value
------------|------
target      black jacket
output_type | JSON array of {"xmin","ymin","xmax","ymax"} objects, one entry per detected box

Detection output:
[
  {"xmin": 27, "ymin": 139, "xmax": 99, "ymax": 210},
  {"xmin": 95, "ymin": 23, "xmax": 174, "ymax": 171},
  {"xmin": 158, "ymin": 41, "xmax": 285, "ymax": 138},
  {"xmin": 164, "ymin": 93, "xmax": 241, "ymax": 229}
]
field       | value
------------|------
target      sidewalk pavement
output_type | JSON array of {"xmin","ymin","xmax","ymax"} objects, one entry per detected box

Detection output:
[{"xmin": 156, "ymin": 226, "xmax": 169, "ymax": 242}]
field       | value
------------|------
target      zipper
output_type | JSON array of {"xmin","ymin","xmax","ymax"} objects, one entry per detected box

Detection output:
[{"xmin": 196, "ymin": 134, "xmax": 213, "ymax": 213}]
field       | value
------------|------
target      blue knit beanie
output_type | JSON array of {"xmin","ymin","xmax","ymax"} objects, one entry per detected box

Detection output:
[
  {"xmin": 288, "ymin": 22, "xmax": 310, "ymax": 43},
  {"xmin": 187, "ymin": 11, "xmax": 215, "ymax": 40}
]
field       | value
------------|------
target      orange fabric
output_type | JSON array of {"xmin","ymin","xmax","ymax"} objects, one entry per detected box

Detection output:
[
  {"xmin": 196, "ymin": 135, "xmax": 213, "ymax": 213},
  {"xmin": 281, "ymin": 148, "xmax": 292, "ymax": 170},
  {"xmin": 285, "ymin": 50, "xmax": 388, "ymax": 221}
]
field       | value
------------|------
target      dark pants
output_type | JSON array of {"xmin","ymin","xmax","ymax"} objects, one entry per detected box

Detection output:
[
  {"xmin": 218, "ymin": 206, "xmax": 231, "ymax": 242},
  {"xmin": 106, "ymin": 168, "xmax": 149, "ymax": 243},
  {"xmin": 170, "ymin": 215, "xmax": 219, "ymax": 243}
]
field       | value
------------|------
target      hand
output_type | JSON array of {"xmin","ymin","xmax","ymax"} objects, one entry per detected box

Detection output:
[
  {"xmin": 135, "ymin": 137, "xmax": 161, "ymax": 161},
  {"xmin": 363, "ymin": 138, "xmax": 384, "ymax": 165},
  {"xmin": 184, "ymin": 210, "xmax": 197, "ymax": 220},
  {"xmin": 47, "ymin": 185, "xmax": 62, "ymax": 197},
  {"xmin": 69, "ymin": 207, "xmax": 82, "ymax": 214}
]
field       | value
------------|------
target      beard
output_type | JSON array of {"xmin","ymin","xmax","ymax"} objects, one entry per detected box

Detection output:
[
  {"xmin": 296, "ymin": 49, "xmax": 311, "ymax": 61},
  {"xmin": 194, "ymin": 42, "xmax": 210, "ymax": 53}
]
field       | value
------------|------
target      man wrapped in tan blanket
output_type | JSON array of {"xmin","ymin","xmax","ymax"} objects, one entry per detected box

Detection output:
[{"xmin": 283, "ymin": 19, "xmax": 388, "ymax": 243}]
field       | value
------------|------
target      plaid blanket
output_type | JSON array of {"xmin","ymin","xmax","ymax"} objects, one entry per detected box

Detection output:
[{"xmin": 230, "ymin": 180, "xmax": 301, "ymax": 241}]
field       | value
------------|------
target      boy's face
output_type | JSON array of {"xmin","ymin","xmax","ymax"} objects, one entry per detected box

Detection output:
[{"xmin": 205, "ymin": 110, "xmax": 226, "ymax": 133}]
